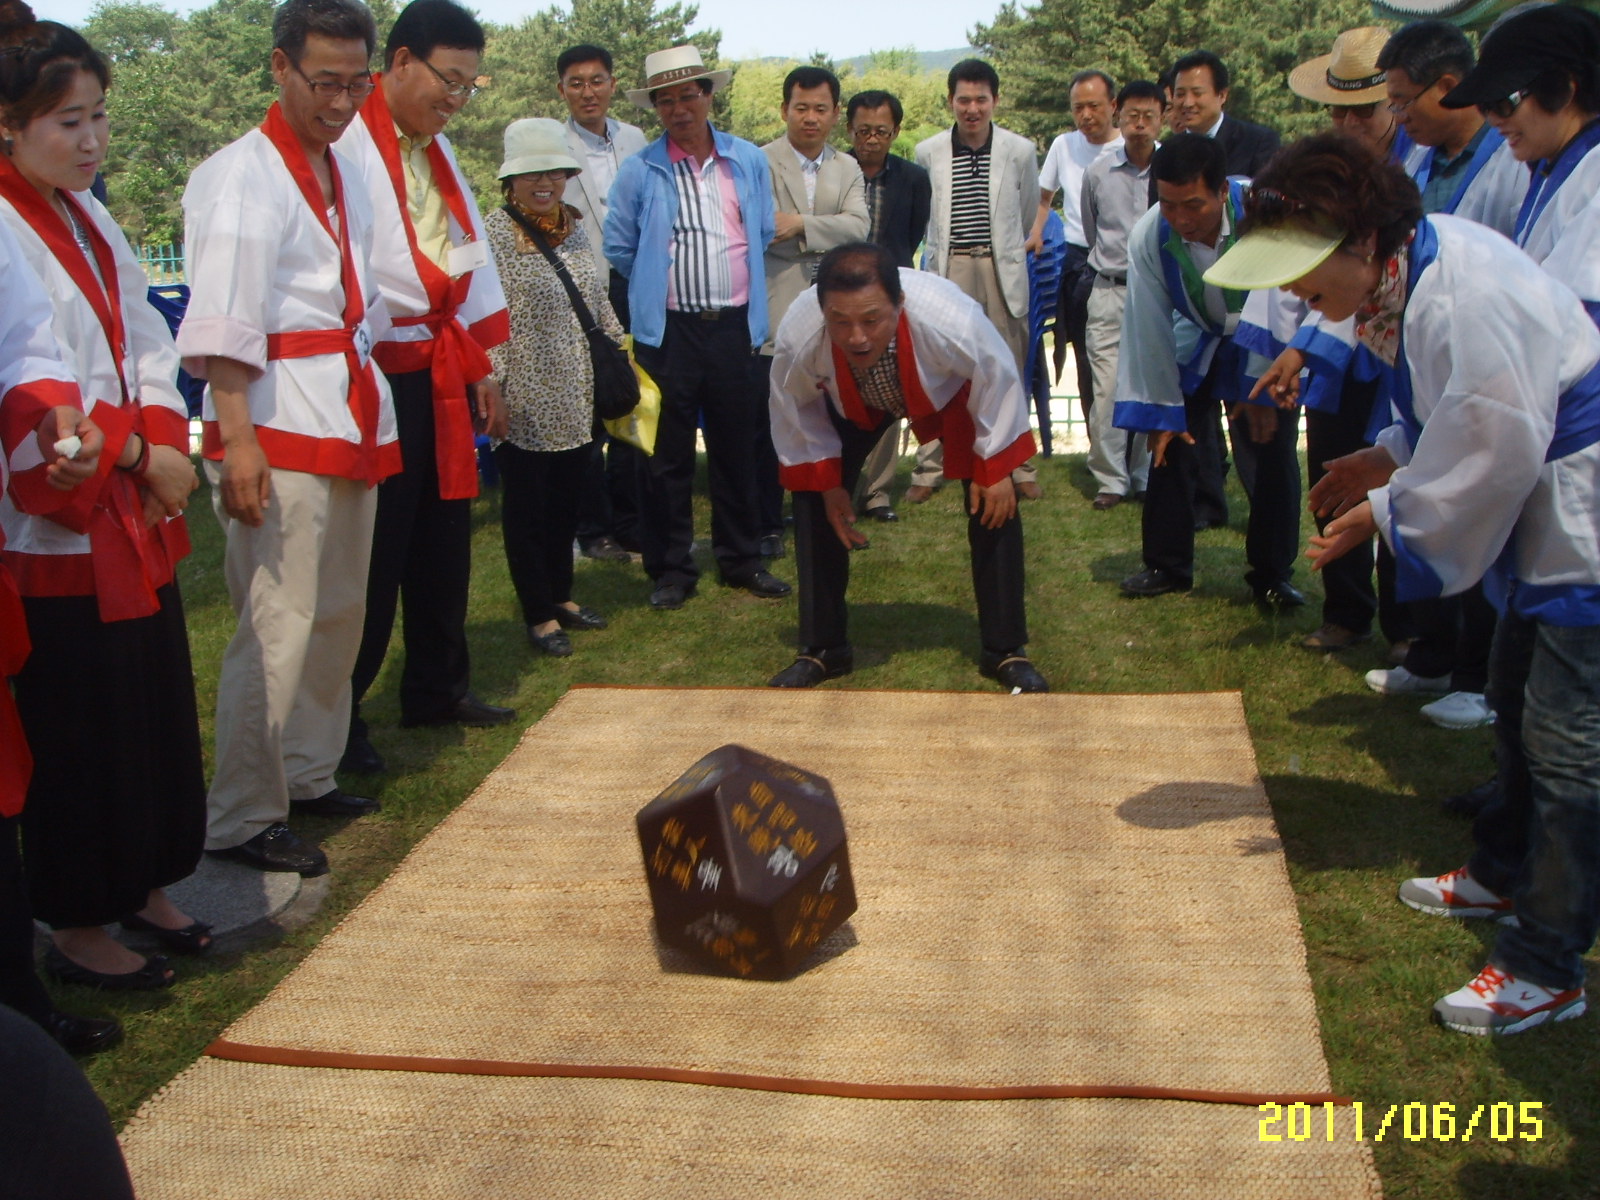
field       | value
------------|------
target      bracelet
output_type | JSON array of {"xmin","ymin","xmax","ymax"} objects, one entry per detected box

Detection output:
[{"xmin": 124, "ymin": 433, "xmax": 151, "ymax": 477}]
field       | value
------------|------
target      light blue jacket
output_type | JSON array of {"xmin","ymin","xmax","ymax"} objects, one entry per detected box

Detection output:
[{"xmin": 602, "ymin": 125, "xmax": 776, "ymax": 349}]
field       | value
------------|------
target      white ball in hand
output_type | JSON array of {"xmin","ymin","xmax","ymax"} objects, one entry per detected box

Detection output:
[{"xmin": 53, "ymin": 435, "xmax": 82, "ymax": 460}]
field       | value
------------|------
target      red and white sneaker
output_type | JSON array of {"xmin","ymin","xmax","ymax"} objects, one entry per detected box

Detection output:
[
  {"xmin": 1398, "ymin": 866, "xmax": 1513, "ymax": 918},
  {"xmin": 1434, "ymin": 964, "xmax": 1587, "ymax": 1035}
]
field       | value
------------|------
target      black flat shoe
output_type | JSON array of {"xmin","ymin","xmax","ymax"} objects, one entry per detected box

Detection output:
[
  {"xmin": 758, "ymin": 533, "xmax": 786, "ymax": 559},
  {"xmin": 865, "ymin": 505, "xmax": 898, "ymax": 523},
  {"xmin": 722, "ymin": 569, "xmax": 792, "ymax": 599},
  {"xmin": 45, "ymin": 1011, "xmax": 123, "ymax": 1056},
  {"xmin": 339, "ymin": 730, "xmax": 386, "ymax": 774},
  {"xmin": 980, "ymin": 654, "xmax": 1050, "ymax": 693},
  {"xmin": 401, "ymin": 693, "xmax": 517, "ymax": 728},
  {"xmin": 649, "ymin": 582, "xmax": 695, "ymax": 609},
  {"xmin": 769, "ymin": 646, "xmax": 854, "ymax": 688},
  {"xmin": 553, "ymin": 605, "xmax": 607, "ymax": 631},
  {"xmin": 529, "ymin": 627, "xmax": 573, "ymax": 657},
  {"xmin": 1120, "ymin": 567, "xmax": 1190, "ymax": 598},
  {"xmin": 119, "ymin": 913, "xmax": 214, "ymax": 955},
  {"xmin": 1254, "ymin": 581, "xmax": 1307, "ymax": 609},
  {"xmin": 43, "ymin": 945, "xmax": 174, "ymax": 992},
  {"xmin": 208, "ymin": 822, "xmax": 329, "ymax": 876},
  {"xmin": 291, "ymin": 788, "xmax": 381, "ymax": 818}
]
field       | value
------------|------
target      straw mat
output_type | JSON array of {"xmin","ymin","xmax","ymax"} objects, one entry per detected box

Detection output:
[
  {"xmin": 121, "ymin": 687, "xmax": 1380, "ymax": 1198},
  {"xmin": 121, "ymin": 1057, "xmax": 1380, "ymax": 1200}
]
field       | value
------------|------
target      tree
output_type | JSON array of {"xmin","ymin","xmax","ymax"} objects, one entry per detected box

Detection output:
[
  {"xmin": 449, "ymin": 0, "xmax": 718, "ymax": 205},
  {"xmin": 971, "ymin": 0, "xmax": 1374, "ymax": 147}
]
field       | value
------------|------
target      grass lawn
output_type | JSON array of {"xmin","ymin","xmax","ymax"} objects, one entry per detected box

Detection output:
[{"xmin": 63, "ymin": 448, "xmax": 1598, "ymax": 1199}]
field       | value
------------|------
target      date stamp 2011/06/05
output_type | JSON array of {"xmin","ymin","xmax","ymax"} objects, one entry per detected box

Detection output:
[{"xmin": 1258, "ymin": 1101, "xmax": 1544, "ymax": 1143}]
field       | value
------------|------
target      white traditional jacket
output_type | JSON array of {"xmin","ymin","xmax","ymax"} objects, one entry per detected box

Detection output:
[
  {"xmin": 340, "ymin": 81, "xmax": 509, "ymax": 498},
  {"xmin": 1373, "ymin": 216, "xmax": 1600, "ymax": 625},
  {"xmin": 0, "ymin": 166, "xmax": 190, "ymax": 616},
  {"xmin": 177, "ymin": 106, "xmax": 399, "ymax": 485},
  {"xmin": 768, "ymin": 269, "xmax": 1035, "ymax": 491}
]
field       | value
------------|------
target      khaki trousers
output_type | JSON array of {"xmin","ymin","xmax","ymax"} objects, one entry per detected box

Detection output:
[
  {"xmin": 1085, "ymin": 277, "xmax": 1150, "ymax": 497},
  {"xmin": 911, "ymin": 251, "xmax": 1038, "ymax": 488},
  {"xmin": 205, "ymin": 469, "xmax": 377, "ymax": 849}
]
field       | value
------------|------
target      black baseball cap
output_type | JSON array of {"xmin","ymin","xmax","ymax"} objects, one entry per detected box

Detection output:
[{"xmin": 1440, "ymin": 4, "xmax": 1600, "ymax": 109}]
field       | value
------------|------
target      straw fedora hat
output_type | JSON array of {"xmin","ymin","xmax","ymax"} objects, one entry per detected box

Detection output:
[
  {"xmin": 1288, "ymin": 26, "xmax": 1393, "ymax": 105},
  {"xmin": 498, "ymin": 118, "xmax": 581, "ymax": 179},
  {"xmin": 624, "ymin": 44, "xmax": 733, "ymax": 108}
]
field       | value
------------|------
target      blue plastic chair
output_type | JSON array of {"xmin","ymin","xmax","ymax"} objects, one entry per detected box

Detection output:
[{"xmin": 1025, "ymin": 211, "xmax": 1067, "ymax": 456}]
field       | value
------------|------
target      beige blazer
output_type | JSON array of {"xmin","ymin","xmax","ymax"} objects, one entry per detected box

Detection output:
[
  {"xmin": 564, "ymin": 116, "xmax": 649, "ymax": 277},
  {"xmin": 915, "ymin": 124, "xmax": 1039, "ymax": 319},
  {"xmin": 760, "ymin": 139, "xmax": 868, "ymax": 352}
]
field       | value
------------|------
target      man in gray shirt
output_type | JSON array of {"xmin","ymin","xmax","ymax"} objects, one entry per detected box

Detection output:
[{"xmin": 1081, "ymin": 81, "xmax": 1163, "ymax": 508}]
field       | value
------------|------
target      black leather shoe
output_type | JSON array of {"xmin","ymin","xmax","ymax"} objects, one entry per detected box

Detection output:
[
  {"xmin": 340, "ymin": 731, "xmax": 385, "ymax": 775},
  {"xmin": 292, "ymin": 788, "xmax": 380, "ymax": 818},
  {"xmin": 865, "ymin": 505, "xmax": 898, "ymax": 523},
  {"xmin": 1121, "ymin": 568, "xmax": 1190, "ymax": 598},
  {"xmin": 758, "ymin": 533, "xmax": 786, "ymax": 559},
  {"xmin": 43, "ymin": 946, "xmax": 174, "ymax": 992},
  {"xmin": 723, "ymin": 569, "xmax": 792, "ymax": 599},
  {"xmin": 769, "ymin": 646, "xmax": 854, "ymax": 688},
  {"xmin": 580, "ymin": 536, "xmax": 633, "ymax": 562},
  {"xmin": 1254, "ymin": 581, "xmax": 1307, "ymax": 609},
  {"xmin": 208, "ymin": 822, "xmax": 329, "ymax": 876},
  {"xmin": 553, "ymin": 605, "xmax": 607, "ymax": 631},
  {"xmin": 649, "ymin": 581, "xmax": 695, "ymax": 609},
  {"xmin": 1442, "ymin": 775, "xmax": 1501, "ymax": 820},
  {"xmin": 45, "ymin": 1011, "xmax": 123, "ymax": 1056},
  {"xmin": 529, "ymin": 627, "xmax": 573, "ymax": 657},
  {"xmin": 980, "ymin": 653, "xmax": 1050, "ymax": 693},
  {"xmin": 402, "ymin": 693, "xmax": 517, "ymax": 728}
]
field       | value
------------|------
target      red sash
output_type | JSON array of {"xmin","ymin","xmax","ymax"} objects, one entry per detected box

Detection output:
[
  {"xmin": 358, "ymin": 80, "xmax": 490, "ymax": 499},
  {"xmin": 0, "ymin": 159, "xmax": 179, "ymax": 622},
  {"xmin": 259, "ymin": 101, "xmax": 385, "ymax": 486}
]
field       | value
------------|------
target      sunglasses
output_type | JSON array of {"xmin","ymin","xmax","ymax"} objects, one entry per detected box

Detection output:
[
  {"xmin": 1478, "ymin": 89, "xmax": 1528, "ymax": 119},
  {"xmin": 1327, "ymin": 102, "xmax": 1380, "ymax": 120}
]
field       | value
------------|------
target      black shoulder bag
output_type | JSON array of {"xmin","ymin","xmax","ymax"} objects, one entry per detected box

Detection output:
[{"xmin": 502, "ymin": 204, "xmax": 639, "ymax": 421}]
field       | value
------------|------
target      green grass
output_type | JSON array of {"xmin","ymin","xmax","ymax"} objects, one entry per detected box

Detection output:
[{"xmin": 66, "ymin": 450, "xmax": 1599, "ymax": 1199}]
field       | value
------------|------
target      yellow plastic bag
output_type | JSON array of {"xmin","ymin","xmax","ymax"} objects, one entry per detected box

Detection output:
[{"xmin": 603, "ymin": 336, "xmax": 660, "ymax": 455}]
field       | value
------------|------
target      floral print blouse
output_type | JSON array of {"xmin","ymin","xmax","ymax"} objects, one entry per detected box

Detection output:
[{"xmin": 485, "ymin": 205, "xmax": 624, "ymax": 453}]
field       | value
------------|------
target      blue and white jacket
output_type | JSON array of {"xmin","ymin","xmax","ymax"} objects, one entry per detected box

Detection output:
[
  {"xmin": 1374, "ymin": 216, "xmax": 1600, "ymax": 625},
  {"xmin": 602, "ymin": 125, "xmax": 776, "ymax": 350}
]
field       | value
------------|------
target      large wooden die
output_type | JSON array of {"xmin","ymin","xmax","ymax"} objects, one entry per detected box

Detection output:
[{"xmin": 636, "ymin": 744, "xmax": 857, "ymax": 980}]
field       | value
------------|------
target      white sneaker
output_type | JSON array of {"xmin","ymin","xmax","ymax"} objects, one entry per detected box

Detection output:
[
  {"xmin": 1364, "ymin": 666, "xmax": 1451, "ymax": 695},
  {"xmin": 1420, "ymin": 691, "xmax": 1496, "ymax": 729},
  {"xmin": 1398, "ymin": 866, "xmax": 1513, "ymax": 918},
  {"xmin": 1434, "ymin": 963, "xmax": 1586, "ymax": 1035}
]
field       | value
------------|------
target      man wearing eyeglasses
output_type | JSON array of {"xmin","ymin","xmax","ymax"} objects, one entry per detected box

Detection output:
[
  {"xmin": 845, "ymin": 89, "xmax": 930, "ymax": 524},
  {"xmin": 558, "ymin": 43, "xmax": 649, "ymax": 566},
  {"xmin": 180, "ymin": 0, "xmax": 399, "ymax": 876},
  {"xmin": 335, "ymin": 0, "xmax": 516, "ymax": 779}
]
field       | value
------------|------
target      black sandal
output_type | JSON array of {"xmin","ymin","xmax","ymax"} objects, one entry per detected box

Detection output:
[
  {"xmin": 120, "ymin": 913, "xmax": 214, "ymax": 955},
  {"xmin": 44, "ymin": 944, "xmax": 175, "ymax": 991}
]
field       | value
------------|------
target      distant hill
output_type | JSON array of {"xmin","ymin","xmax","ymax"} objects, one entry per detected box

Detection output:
[{"xmin": 841, "ymin": 48, "xmax": 974, "ymax": 73}]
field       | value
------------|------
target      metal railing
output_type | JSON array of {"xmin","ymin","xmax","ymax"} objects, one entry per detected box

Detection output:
[{"xmin": 136, "ymin": 242, "xmax": 185, "ymax": 285}]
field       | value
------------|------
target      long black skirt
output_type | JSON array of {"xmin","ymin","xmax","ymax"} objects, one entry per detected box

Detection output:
[{"xmin": 15, "ymin": 582, "xmax": 206, "ymax": 929}]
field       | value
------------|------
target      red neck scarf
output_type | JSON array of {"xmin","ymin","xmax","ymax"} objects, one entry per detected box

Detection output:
[
  {"xmin": 829, "ymin": 310, "xmax": 978, "ymax": 481},
  {"xmin": 259, "ymin": 101, "xmax": 383, "ymax": 485},
  {"xmin": 0, "ymin": 157, "xmax": 129, "ymax": 403},
  {"xmin": 358, "ymin": 77, "xmax": 489, "ymax": 499}
]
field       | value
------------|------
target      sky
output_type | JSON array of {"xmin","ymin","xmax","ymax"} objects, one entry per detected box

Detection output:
[{"xmin": 50, "ymin": 0, "xmax": 989, "ymax": 60}]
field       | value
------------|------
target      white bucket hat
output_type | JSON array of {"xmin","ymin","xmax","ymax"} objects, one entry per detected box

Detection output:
[
  {"xmin": 624, "ymin": 44, "xmax": 732, "ymax": 108},
  {"xmin": 497, "ymin": 118, "xmax": 582, "ymax": 180}
]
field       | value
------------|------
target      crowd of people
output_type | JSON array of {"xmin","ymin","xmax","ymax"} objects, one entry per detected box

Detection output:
[{"xmin": 0, "ymin": 2, "xmax": 1597, "ymax": 1156}]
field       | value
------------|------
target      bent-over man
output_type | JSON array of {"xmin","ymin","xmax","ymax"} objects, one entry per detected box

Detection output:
[{"xmin": 766, "ymin": 243, "xmax": 1047, "ymax": 693}]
